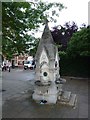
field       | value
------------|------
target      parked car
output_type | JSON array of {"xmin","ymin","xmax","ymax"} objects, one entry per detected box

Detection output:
[{"xmin": 24, "ymin": 60, "xmax": 36, "ymax": 70}]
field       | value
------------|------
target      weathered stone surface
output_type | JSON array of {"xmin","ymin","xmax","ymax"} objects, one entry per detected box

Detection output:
[
  {"xmin": 32, "ymin": 20, "xmax": 61, "ymax": 104},
  {"xmin": 60, "ymin": 91, "xmax": 71, "ymax": 102},
  {"xmin": 68, "ymin": 94, "xmax": 77, "ymax": 107},
  {"xmin": 55, "ymin": 78, "xmax": 66, "ymax": 84},
  {"xmin": 32, "ymin": 20, "xmax": 77, "ymax": 106},
  {"xmin": 57, "ymin": 92, "xmax": 77, "ymax": 108},
  {"xmin": 35, "ymin": 23, "xmax": 56, "ymax": 61}
]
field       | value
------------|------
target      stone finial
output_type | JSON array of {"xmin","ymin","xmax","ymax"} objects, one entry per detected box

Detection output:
[
  {"xmin": 41, "ymin": 19, "xmax": 54, "ymax": 43},
  {"xmin": 43, "ymin": 18, "xmax": 49, "ymax": 25}
]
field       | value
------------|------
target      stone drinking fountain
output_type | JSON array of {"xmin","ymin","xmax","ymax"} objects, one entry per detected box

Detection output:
[{"xmin": 32, "ymin": 20, "xmax": 77, "ymax": 107}]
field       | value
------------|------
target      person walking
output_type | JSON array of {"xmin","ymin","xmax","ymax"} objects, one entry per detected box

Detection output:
[
  {"xmin": 7, "ymin": 61, "xmax": 11, "ymax": 72},
  {"xmin": 2, "ymin": 61, "xmax": 7, "ymax": 71}
]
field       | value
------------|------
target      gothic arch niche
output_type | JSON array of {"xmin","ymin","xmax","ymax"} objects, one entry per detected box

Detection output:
[
  {"xmin": 39, "ymin": 48, "xmax": 49, "ymax": 64},
  {"xmin": 55, "ymin": 52, "xmax": 59, "ymax": 68},
  {"xmin": 40, "ymin": 62, "xmax": 50, "ymax": 82}
]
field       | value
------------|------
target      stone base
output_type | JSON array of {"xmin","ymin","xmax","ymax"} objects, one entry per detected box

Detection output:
[
  {"xmin": 32, "ymin": 90, "xmax": 77, "ymax": 108},
  {"xmin": 57, "ymin": 91, "xmax": 77, "ymax": 108},
  {"xmin": 32, "ymin": 92, "xmax": 58, "ymax": 104}
]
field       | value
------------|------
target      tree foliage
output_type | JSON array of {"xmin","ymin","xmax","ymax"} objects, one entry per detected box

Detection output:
[
  {"xmin": 67, "ymin": 26, "xmax": 90, "ymax": 57},
  {"xmin": 2, "ymin": 1, "xmax": 65, "ymax": 59}
]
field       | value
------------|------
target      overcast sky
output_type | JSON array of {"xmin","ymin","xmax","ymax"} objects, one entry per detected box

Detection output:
[
  {"xmin": 45, "ymin": 0, "xmax": 89, "ymax": 27},
  {"xmin": 26, "ymin": 0, "xmax": 89, "ymax": 38}
]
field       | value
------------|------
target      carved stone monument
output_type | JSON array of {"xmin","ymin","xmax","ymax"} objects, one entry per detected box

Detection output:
[{"xmin": 32, "ymin": 20, "xmax": 77, "ymax": 107}]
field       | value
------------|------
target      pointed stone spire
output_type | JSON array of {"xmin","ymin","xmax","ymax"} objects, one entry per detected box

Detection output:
[
  {"xmin": 41, "ymin": 19, "xmax": 54, "ymax": 44},
  {"xmin": 35, "ymin": 19, "xmax": 56, "ymax": 61}
]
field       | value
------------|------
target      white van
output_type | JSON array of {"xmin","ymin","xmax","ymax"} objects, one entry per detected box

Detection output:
[{"xmin": 24, "ymin": 60, "xmax": 36, "ymax": 70}]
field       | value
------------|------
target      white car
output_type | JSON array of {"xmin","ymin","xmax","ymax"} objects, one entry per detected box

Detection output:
[{"xmin": 24, "ymin": 60, "xmax": 36, "ymax": 70}]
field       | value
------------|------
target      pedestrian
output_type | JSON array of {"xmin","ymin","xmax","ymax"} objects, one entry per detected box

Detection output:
[
  {"xmin": 7, "ymin": 61, "xmax": 11, "ymax": 72},
  {"xmin": 2, "ymin": 61, "xmax": 5, "ymax": 71},
  {"xmin": 3, "ymin": 61, "xmax": 7, "ymax": 71}
]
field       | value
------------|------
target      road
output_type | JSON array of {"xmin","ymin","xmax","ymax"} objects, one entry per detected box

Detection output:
[
  {"xmin": 1, "ymin": 68, "xmax": 88, "ymax": 118},
  {"xmin": 2, "ymin": 68, "xmax": 35, "ymax": 102}
]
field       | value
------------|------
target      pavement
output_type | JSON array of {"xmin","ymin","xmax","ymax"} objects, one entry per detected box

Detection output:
[{"xmin": 1, "ymin": 68, "xmax": 89, "ymax": 118}]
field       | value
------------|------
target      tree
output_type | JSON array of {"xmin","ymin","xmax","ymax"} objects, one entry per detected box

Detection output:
[
  {"xmin": 2, "ymin": 1, "xmax": 65, "ymax": 59},
  {"xmin": 66, "ymin": 26, "xmax": 90, "ymax": 57},
  {"xmin": 51, "ymin": 21, "xmax": 78, "ymax": 51}
]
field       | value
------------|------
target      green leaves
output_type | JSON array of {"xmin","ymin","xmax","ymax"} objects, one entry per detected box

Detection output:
[
  {"xmin": 67, "ymin": 26, "xmax": 90, "ymax": 57},
  {"xmin": 2, "ymin": 1, "xmax": 65, "ymax": 59}
]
